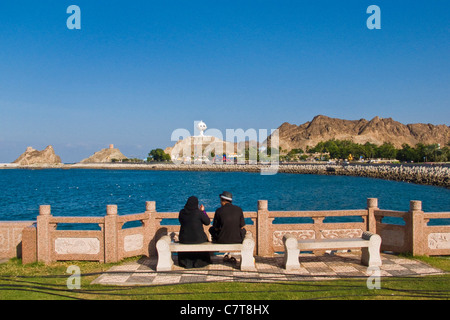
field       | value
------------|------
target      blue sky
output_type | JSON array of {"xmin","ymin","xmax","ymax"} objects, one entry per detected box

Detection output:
[{"xmin": 0, "ymin": 0, "xmax": 449, "ymax": 162}]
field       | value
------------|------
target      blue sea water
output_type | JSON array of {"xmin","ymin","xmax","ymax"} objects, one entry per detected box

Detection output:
[{"xmin": 0, "ymin": 169, "xmax": 449, "ymax": 226}]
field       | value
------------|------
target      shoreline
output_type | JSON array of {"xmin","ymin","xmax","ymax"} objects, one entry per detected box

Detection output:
[{"xmin": 1, "ymin": 162, "xmax": 449, "ymax": 188}]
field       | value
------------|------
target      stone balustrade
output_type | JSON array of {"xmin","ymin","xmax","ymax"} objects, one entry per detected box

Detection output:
[{"xmin": 0, "ymin": 198, "xmax": 449, "ymax": 264}]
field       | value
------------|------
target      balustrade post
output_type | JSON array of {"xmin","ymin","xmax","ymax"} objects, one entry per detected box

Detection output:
[
  {"xmin": 36, "ymin": 205, "xmax": 52, "ymax": 264},
  {"xmin": 22, "ymin": 224, "xmax": 37, "ymax": 264},
  {"xmin": 313, "ymin": 216, "xmax": 325, "ymax": 240},
  {"xmin": 257, "ymin": 200, "xmax": 273, "ymax": 256},
  {"xmin": 145, "ymin": 201, "xmax": 157, "ymax": 257},
  {"xmin": 367, "ymin": 198, "xmax": 379, "ymax": 233},
  {"xmin": 409, "ymin": 200, "xmax": 426, "ymax": 256},
  {"xmin": 104, "ymin": 205, "xmax": 119, "ymax": 263}
]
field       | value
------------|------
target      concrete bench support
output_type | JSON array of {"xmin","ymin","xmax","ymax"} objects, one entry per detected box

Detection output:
[
  {"xmin": 156, "ymin": 233, "xmax": 256, "ymax": 272},
  {"xmin": 283, "ymin": 231, "xmax": 382, "ymax": 271}
]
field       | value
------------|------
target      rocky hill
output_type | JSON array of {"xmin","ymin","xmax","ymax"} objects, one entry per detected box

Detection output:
[
  {"xmin": 165, "ymin": 136, "xmax": 236, "ymax": 160},
  {"xmin": 269, "ymin": 115, "xmax": 450, "ymax": 152},
  {"xmin": 80, "ymin": 145, "xmax": 127, "ymax": 163},
  {"xmin": 13, "ymin": 146, "xmax": 62, "ymax": 165}
]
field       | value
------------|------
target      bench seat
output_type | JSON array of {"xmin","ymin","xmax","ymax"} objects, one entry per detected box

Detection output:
[
  {"xmin": 169, "ymin": 242, "xmax": 245, "ymax": 252},
  {"xmin": 283, "ymin": 231, "xmax": 382, "ymax": 271},
  {"xmin": 297, "ymin": 238, "xmax": 374, "ymax": 250},
  {"xmin": 156, "ymin": 233, "xmax": 256, "ymax": 272}
]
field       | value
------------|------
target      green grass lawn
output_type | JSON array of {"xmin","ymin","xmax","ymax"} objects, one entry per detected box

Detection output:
[{"xmin": 0, "ymin": 255, "xmax": 449, "ymax": 300}]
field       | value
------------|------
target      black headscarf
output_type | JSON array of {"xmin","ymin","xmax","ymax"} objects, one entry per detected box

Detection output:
[{"xmin": 184, "ymin": 196, "xmax": 199, "ymax": 213}]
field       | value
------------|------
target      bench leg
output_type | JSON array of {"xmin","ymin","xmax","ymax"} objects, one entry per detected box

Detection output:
[
  {"xmin": 156, "ymin": 235, "xmax": 173, "ymax": 271},
  {"xmin": 240, "ymin": 237, "xmax": 256, "ymax": 271},
  {"xmin": 283, "ymin": 235, "xmax": 300, "ymax": 271},
  {"xmin": 361, "ymin": 234, "xmax": 382, "ymax": 267}
]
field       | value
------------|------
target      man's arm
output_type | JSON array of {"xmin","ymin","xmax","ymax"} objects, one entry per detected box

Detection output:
[
  {"xmin": 212, "ymin": 209, "xmax": 221, "ymax": 231},
  {"xmin": 239, "ymin": 208, "xmax": 245, "ymax": 228}
]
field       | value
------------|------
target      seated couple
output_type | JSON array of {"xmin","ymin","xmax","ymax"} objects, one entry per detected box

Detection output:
[{"xmin": 177, "ymin": 191, "xmax": 246, "ymax": 269}]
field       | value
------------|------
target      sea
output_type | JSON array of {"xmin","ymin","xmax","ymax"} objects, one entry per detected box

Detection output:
[{"xmin": 0, "ymin": 169, "xmax": 449, "ymax": 229}]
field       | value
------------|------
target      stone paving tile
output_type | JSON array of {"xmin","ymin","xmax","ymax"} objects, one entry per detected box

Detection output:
[
  {"xmin": 391, "ymin": 258, "xmax": 418, "ymax": 265},
  {"xmin": 127, "ymin": 274, "xmax": 156, "ymax": 284},
  {"xmin": 329, "ymin": 264, "xmax": 359, "ymax": 273},
  {"xmin": 93, "ymin": 273, "xmax": 131, "ymax": 285},
  {"xmin": 109, "ymin": 264, "xmax": 142, "ymax": 272},
  {"xmin": 91, "ymin": 252, "xmax": 444, "ymax": 286},
  {"xmin": 152, "ymin": 274, "xmax": 182, "ymax": 284},
  {"xmin": 335, "ymin": 271, "xmax": 364, "ymax": 278},
  {"xmin": 410, "ymin": 267, "xmax": 441, "ymax": 275},
  {"xmin": 380, "ymin": 263, "xmax": 409, "ymax": 271},
  {"xmin": 180, "ymin": 275, "xmax": 207, "ymax": 283},
  {"xmin": 206, "ymin": 272, "xmax": 233, "ymax": 282}
]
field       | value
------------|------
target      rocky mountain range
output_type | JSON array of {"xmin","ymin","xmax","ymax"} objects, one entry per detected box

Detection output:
[{"xmin": 268, "ymin": 115, "xmax": 450, "ymax": 152}]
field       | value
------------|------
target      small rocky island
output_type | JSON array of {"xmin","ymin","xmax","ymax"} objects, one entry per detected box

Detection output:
[
  {"xmin": 79, "ymin": 144, "xmax": 127, "ymax": 163},
  {"xmin": 13, "ymin": 146, "xmax": 62, "ymax": 166}
]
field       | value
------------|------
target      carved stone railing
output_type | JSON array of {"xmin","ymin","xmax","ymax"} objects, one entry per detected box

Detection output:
[
  {"xmin": 0, "ymin": 197, "xmax": 448, "ymax": 264},
  {"xmin": 424, "ymin": 212, "xmax": 450, "ymax": 255},
  {"xmin": 21, "ymin": 204, "xmax": 153, "ymax": 264},
  {"xmin": 264, "ymin": 208, "xmax": 369, "ymax": 255}
]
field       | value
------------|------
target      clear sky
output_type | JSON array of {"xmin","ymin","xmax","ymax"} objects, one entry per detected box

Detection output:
[{"xmin": 0, "ymin": 0, "xmax": 449, "ymax": 163}]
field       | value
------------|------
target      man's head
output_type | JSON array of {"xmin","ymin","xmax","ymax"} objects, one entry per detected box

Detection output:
[{"xmin": 219, "ymin": 191, "xmax": 233, "ymax": 206}]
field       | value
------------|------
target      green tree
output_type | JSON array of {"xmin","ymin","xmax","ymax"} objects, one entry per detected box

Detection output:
[
  {"xmin": 310, "ymin": 140, "xmax": 341, "ymax": 158},
  {"xmin": 147, "ymin": 148, "xmax": 171, "ymax": 162},
  {"xmin": 415, "ymin": 143, "xmax": 428, "ymax": 162},
  {"xmin": 397, "ymin": 144, "xmax": 418, "ymax": 162},
  {"xmin": 362, "ymin": 142, "xmax": 377, "ymax": 159},
  {"xmin": 442, "ymin": 146, "xmax": 450, "ymax": 162},
  {"xmin": 376, "ymin": 143, "xmax": 397, "ymax": 159},
  {"xmin": 308, "ymin": 140, "xmax": 449, "ymax": 163},
  {"xmin": 424, "ymin": 144, "xmax": 443, "ymax": 162}
]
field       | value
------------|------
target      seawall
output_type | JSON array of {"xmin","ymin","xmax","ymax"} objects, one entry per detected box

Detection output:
[{"xmin": 2, "ymin": 162, "xmax": 448, "ymax": 188}]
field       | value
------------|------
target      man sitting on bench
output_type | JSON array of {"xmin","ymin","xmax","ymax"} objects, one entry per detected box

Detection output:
[{"xmin": 209, "ymin": 191, "xmax": 246, "ymax": 263}]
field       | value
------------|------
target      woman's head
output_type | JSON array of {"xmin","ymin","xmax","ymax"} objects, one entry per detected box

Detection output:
[{"xmin": 184, "ymin": 196, "xmax": 199, "ymax": 211}]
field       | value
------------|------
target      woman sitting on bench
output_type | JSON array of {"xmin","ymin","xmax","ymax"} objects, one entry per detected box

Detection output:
[{"xmin": 177, "ymin": 196, "xmax": 211, "ymax": 268}]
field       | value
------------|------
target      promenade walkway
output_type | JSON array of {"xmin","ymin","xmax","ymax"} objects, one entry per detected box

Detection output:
[{"xmin": 91, "ymin": 252, "xmax": 443, "ymax": 286}]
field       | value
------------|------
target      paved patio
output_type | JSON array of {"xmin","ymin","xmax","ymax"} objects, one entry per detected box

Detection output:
[{"xmin": 91, "ymin": 252, "xmax": 444, "ymax": 286}]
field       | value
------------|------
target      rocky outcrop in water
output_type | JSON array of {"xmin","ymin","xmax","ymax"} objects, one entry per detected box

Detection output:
[
  {"xmin": 80, "ymin": 145, "xmax": 127, "ymax": 163},
  {"xmin": 13, "ymin": 146, "xmax": 62, "ymax": 166}
]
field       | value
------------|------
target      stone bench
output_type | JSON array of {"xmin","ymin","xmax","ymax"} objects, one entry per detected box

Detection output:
[
  {"xmin": 282, "ymin": 231, "xmax": 382, "ymax": 271},
  {"xmin": 156, "ymin": 233, "xmax": 256, "ymax": 271}
]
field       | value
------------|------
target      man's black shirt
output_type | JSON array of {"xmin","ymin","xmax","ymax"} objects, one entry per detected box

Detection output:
[{"xmin": 212, "ymin": 203, "xmax": 246, "ymax": 244}]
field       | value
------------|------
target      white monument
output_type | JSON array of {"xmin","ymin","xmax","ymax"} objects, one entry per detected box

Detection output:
[{"xmin": 197, "ymin": 120, "xmax": 207, "ymax": 137}]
